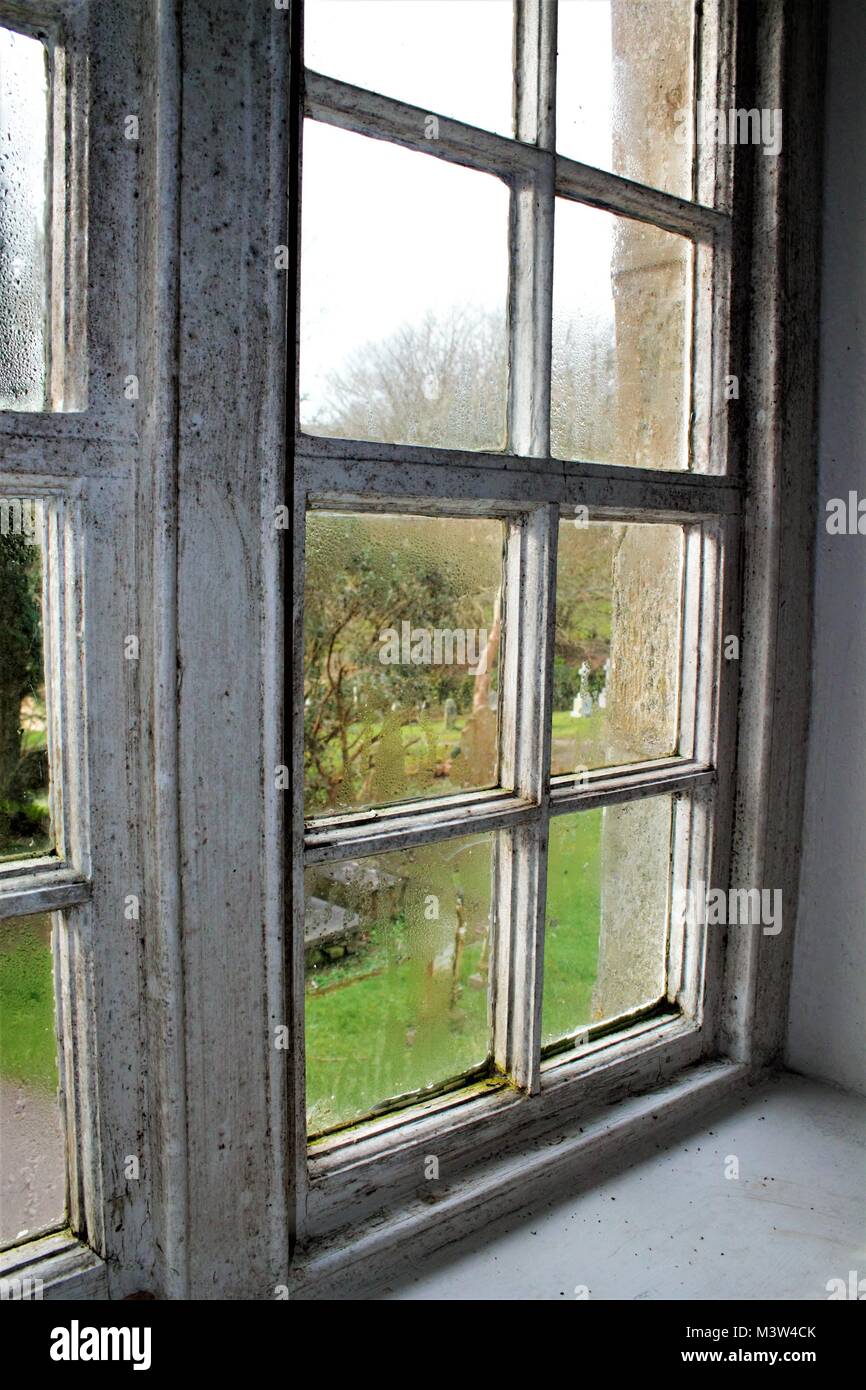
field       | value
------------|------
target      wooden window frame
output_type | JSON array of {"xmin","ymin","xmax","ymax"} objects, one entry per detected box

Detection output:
[
  {"xmin": 0, "ymin": 3, "xmax": 87, "ymax": 411},
  {"xmin": 0, "ymin": 0, "xmax": 155, "ymax": 1300},
  {"xmin": 0, "ymin": 0, "xmax": 825, "ymax": 1302},
  {"xmin": 290, "ymin": 0, "xmax": 749, "ymax": 1251}
]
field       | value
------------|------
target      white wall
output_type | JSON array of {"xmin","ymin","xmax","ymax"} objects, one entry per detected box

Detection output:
[{"xmin": 786, "ymin": 0, "xmax": 866, "ymax": 1096}]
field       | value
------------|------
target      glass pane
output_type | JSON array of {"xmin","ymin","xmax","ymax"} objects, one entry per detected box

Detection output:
[
  {"xmin": 304, "ymin": 0, "xmax": 514, "ymax": 137},
  {"xmin": 556, "ymin": 0, "xmax": 695, "ymax": 200},
  {"xmin": 300, "ymin": 121, "xmax": 509, "ymax": 450},
  {"xmin": 305, "ymin": 834, "xmax": 495, "ymax": 1135},
  {"xmin": 552, "ymin": 199, "xmax": 693, "ymax": 469},
  {"xmin": 0, "ymin": 27, "xmax": 50, "ymax": 410},
  {"xmin": 542, "ymin": 796, "xmax": 672, "ymax": 1047},
  {"xmin": 0, "ymin": 501, "xmax": 53, "ymax": 861},
  {"xmin": 0, "ymin": 912, "xmax": 64, "ymax": 1247},
  {"xmin": 304, "ymin": 512, "xmax": 504, "ymax": 817},
  {"xmin": 551, "ymin": 520, "xmax": 683, "ymax": 778}
]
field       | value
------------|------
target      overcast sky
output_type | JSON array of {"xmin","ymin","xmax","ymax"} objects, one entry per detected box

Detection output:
[{"xmin": 300, "ymin": 0, "xmax": 616, "ymax": 417}]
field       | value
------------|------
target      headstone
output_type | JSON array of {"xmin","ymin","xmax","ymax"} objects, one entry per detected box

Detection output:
[{"xmin": 578, "ymin": 660, "xmax": 593, "ymax": 718}]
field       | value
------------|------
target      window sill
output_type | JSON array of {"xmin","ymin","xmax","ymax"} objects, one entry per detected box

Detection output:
[
  {"xmin": 303, "ymin": 1015, "xmax": 723, "ymax": 1256},
  {"xmin": 0, "ymin": 1231, "xmax": 107, "ymax": 1300},
  {"xmin": 0, "ymin": 864, "xmax": 91, "ymax": 919},
  {"xmin": 293, "ymin": 1056, "xmax": 749, "ymax": 1299}
]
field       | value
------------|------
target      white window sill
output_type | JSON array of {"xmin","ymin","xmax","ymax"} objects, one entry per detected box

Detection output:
[
  {"xmin": 0, "ymin": 1231, "xmax": 106, "ymax": 1300},
  {"xmin": 291, "ymin": 1057, "xmax": 749, "ymax": 1300}
]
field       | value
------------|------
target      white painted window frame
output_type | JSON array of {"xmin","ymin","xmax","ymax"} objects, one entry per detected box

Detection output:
[
  {"xmin": 290, "ymin": 0, "xmax": 751, "ymax": 1247},
  {"xmin": 0, "ymin": 0, "xmax": 824, "ymax": 1301},
  {"xmin": 0, "ymin": 0, "xmax": 155, "ymax": 1300},
  {"xmin": 0, "ymin": 3, "xmax": 87, "ymax": 410}
]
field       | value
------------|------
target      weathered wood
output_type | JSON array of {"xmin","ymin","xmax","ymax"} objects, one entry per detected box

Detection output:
[
  {"xmin": 173, "ymin": 0, "xmax": 291, "ymax": 1298},
  {"xmin": 0, "ymin": 0, "xmax": 824, "ymax": 1302},
  {"xmin": 298, "ymin": 450, "xmax": 742, "ymax": 515},
  {"xmin": 556, "ymin": 155, "xmax": 730, "ymax": 245},
  {"xmin": 722, "ymin": 0, "xmax": 826, "ymax": 1067},
  {"xmin": 0, "ymin": 1231, "xmax": 108, "ymax": 1300},
  {"xmin": 299, "ymin": 1059, "xmax": 747, "ymax": 1284},
  {"xmin": 136, "ymin": 0, "xmax": 187, "ymax": 1301},
  {"xmin": 305, "ymin": 792, "xmax": 536, "ymax": 865},
  {"xmin": 305, "ymin": 68, "xmax": 538, "ymax": 180},
  {"xmin": 0, "ymin": 868, "xmax": 89, "ymax": 919},
  {"xmin": 495, "ymin": 507, "xmax": 558, "ymax": 1091}
]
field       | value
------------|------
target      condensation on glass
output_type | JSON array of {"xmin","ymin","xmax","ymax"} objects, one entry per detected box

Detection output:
[
  {"xmin": 0, "ymin": 27, "xmax": 50, "ymax": 411},
  {"xmin": 0, "ymin": 912, "xmax": 64, "ymax": 1248},
  {"xmin": 299, "ymin": 120, "xmax": 509, "ymax": 451},
  {"xmin": 551, "ymin": 520, "xmax": 683, "ymax": 778},
  {"xmin": 556, "ymin": 0, "xmax": 695, "ymax": 201},
  {"xmin": 0, "ymin": 499, "xmax": 54, "ymax": 862},
  {"xmin": 303, "ymin": 0, "xmax": 514, "ymax": 137},
  {"xmin": 552, "ymin": 199, "xmax": 693, "ymax": 470},
  {"xmin": 542, "ymin": 795, "xmax": 673, "ymax": 1048},
  {"xmin": 305, "ymin": 833, "xmax": 495, "ymax": 1136},
  {"xmin": 304, "ymin": 511, "xmax": 504, "ymax": 817}
]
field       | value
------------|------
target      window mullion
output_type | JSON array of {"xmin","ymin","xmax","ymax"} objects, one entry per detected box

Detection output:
[
  {"xmin": 494, "ymin": 0, "xmax": 558, "ymax": 1095},
  {"xmin": 303, "ymin": 69, "xmax": 540, "ymax": 181},
  {"xmin": 508, "ymin": 0, "xmax": 555, "ymax": 458},
  {"xmin": 494, "ymin": 505, "xmax": 558, "ymax": 1091},
  {"xmin": 554, "ymin": 157, "xmax": 729, "ymax": 244}
]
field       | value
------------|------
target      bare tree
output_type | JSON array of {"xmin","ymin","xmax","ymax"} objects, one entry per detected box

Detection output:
[
  {"xmin": 305, "ymin": 307, "xmax": 508, "ymax": 452},
  {"xmin": 303, "ymin": 307, "xmax": 617, "ymax": 808}
]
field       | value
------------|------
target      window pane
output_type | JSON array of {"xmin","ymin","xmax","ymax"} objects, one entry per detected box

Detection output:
[
  {"xmin": 0, "ymin": 501, "xmax": 53, "ymax": 861},
  {"xmin": 0, "ymin": 912, "xmax": 64, "ymax": 1247},
  {"xmin": 551, "ymin": 520, "xmax": 683, "ymax": 777},
  {"xmin": 556, "ymin": 0, "xmax": 695, "ymax": 201},
  {"xmin": 0, "ymin": 27, "xmax": 49, "ymax": 411},
  {"xmin": 304, "ymin": 0, "xmax": 514, "ymax": 137},
  {"xmin": 552, "ymin": 199, "xmax": 693, "ymax": 469},
  {"xmin": 542, "ymin": 796, "xmax": 672, "ymax": 1047},
  {"xmin": 305, "ymin": 512, "xmax": 504, "ymax": 817},
  {"xmin": 305, "ymin": 834, "xmax": 495, "ymax": 1136},
  {"xmin": 300, "ymin": 121, "xmax": 509, "ymax": 450}
]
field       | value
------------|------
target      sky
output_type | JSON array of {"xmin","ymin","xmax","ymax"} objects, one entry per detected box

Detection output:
[
  {"xmin": 0, "ymin": 28, "xmax": 49, "ymax": 409},
  {"xmin": 299, "ymin": 1, "xmax": 621, "ymax": 419}
]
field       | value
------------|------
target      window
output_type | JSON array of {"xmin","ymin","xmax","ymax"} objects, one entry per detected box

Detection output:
[
  {"xmin": 0, "ymin": 493, "xmax": 89, "ymax": 1250},
  {"xmin": 0, "ymin": 28, "xmax": 50, "ymax": 411},
  {"xmin": 0, "ymin": 0, "xmax": 823, "ymax": 1303},
  {"xmin": 0, "ymin": 504, "xmax": 61, "ymax": 1246},
  {"xmin": 293, "ymin": 0, "xmax": 739, "ymax": 1193},
  {"xmin": 0, "ymin": 0, "xmax": 135, "ymax": 1296},
  {"xmin": 0, "ymin": 9, "xmax": 89, "ymax": 1257},
  {"xmin": 0, "ymin": 17, "xmax": 85, "ymax": 412}
]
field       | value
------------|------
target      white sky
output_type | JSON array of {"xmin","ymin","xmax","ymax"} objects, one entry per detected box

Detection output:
[{"xmin": 301, "ymin": 0, "xmax": 616, "ymax": 416}]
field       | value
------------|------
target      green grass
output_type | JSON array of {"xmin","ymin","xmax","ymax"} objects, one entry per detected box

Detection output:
[
  {"xmin": 0, "ymin": 913, "xmax": 58, "ymax": 1092},
  {"xmin": 306, "ymin": 934, "xmax": 490, "ymax": 1136},
  {"xmin": 305, "ymin": 838, "xmax": 493, "ymax": 1135},
  {"xmin": 305, "ymin": 710, "xmax": 499, "ymax": 814},
  {"xmin": 551, "ymin": 707, "xmax": 607, "ymax": 738},
  {"xmin": 0, "ymin": 715, "xmax": 53, "ymax": 862},
  {"xmin": 542, "ymin": 809, "xmax": 603, "ymax": 1042},
  {"xmin": 305, "ymin": 811, "xmax": 604, "ymax": 1136},
  {"xmin": 0, "ymin": 795, "xmax": 53, "ymax": 863},
  {"xmin": 550, "ymin": 705, "xmax": 610, "ymax": 775}
]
